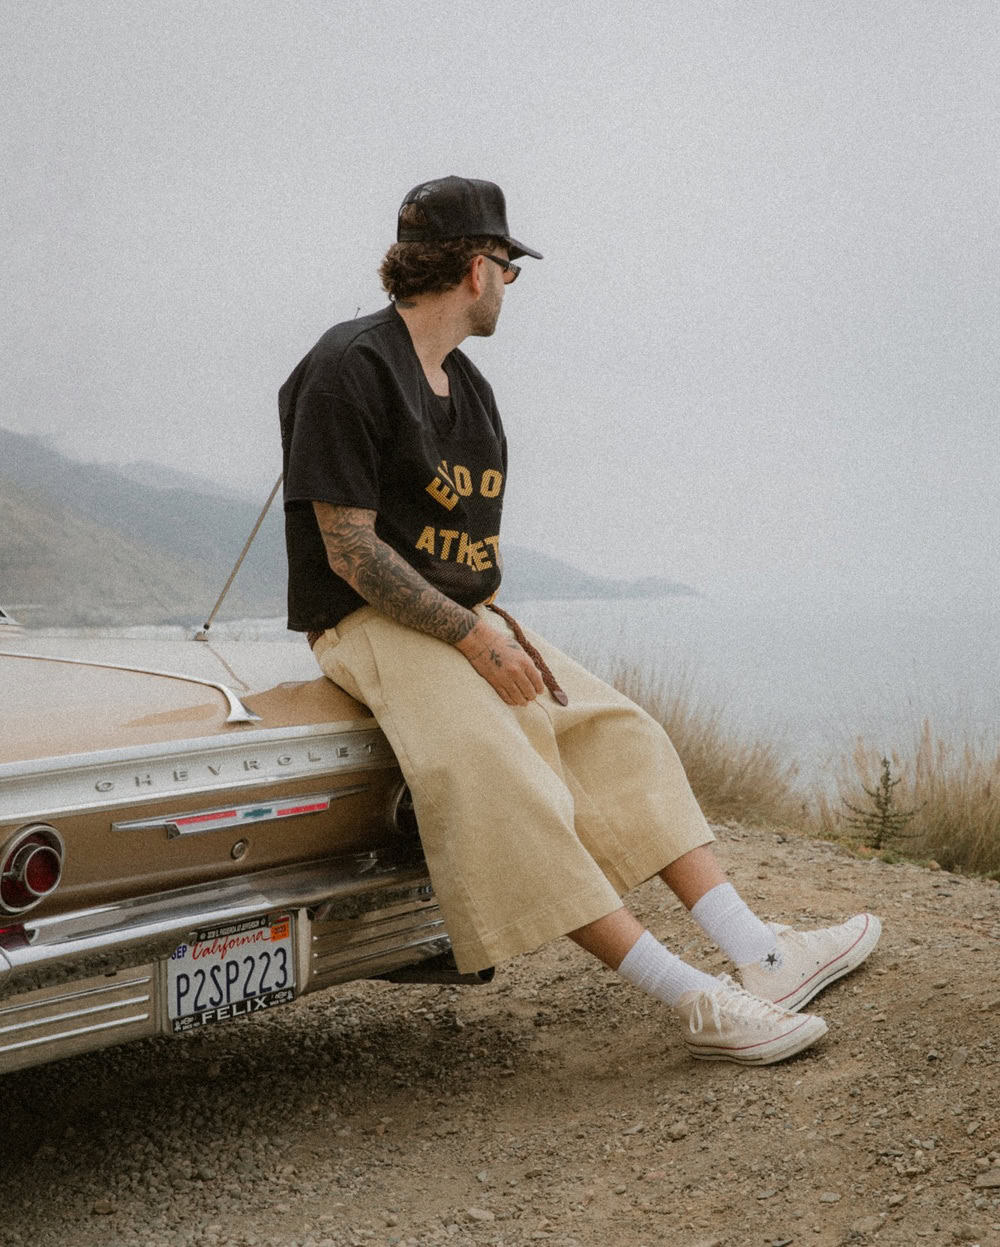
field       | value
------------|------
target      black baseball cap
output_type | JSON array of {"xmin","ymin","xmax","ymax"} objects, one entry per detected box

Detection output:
[{"xmin": 397, "ymin": 176, "xmax": 542, "ymax": 261}]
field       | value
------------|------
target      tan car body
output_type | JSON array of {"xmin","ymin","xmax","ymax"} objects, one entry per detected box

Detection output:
[{"xmin": 0, "ymin": 632, "xmax": 481, "ymax": 1074}]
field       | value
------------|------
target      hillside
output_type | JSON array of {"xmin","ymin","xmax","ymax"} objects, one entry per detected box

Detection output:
[
  {"xmin": 0, "ymin": 428, "xmax": 287, "ymax": 625},
  {"xmin": 0, "ymin": 428, "xmax": 694, "ymax": 627},
  {"xmin": 0, "ymin": 476, "xmax": 273, "ymax": 626}
]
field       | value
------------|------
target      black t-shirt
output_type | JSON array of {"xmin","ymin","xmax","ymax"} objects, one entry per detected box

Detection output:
[{"xmin": 279, "ymin": 304, "xmax": 507, "ymax": 631}]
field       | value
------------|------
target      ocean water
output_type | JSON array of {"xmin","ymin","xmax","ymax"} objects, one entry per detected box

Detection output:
[
  {"xmin": 514, "ymin": 594, "xmax": 999, "ymax": 784},
  {"xmin": 33, "ymin": 594, "xmax": 998, "ymax": 786}
]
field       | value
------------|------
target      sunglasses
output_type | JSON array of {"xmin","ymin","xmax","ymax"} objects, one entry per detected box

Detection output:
[{"xmin": 478, "ymin": 253, "xmax": 521, "ymax": 283}]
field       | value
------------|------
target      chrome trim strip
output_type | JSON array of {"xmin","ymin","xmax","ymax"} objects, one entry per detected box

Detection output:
[
  {"xmin": 314, "ymin": 932, "xmax": 451, "ymax": 984},
  {"xmin": 111, "ymin": 787, "xmax": 372, "ymax": 837},
  {"xmin": 0, "ymin": 968, "xmax": 159, "ymax": 1071},
  {"xmin": 0, "ymin": 853, "xmax": 430, "ymax": 998},
  {"xmin": 0, "ymin": 991, "xmax": 153, "ymax": 1037},
  {"xmin": 0, "ymin": 972, "xmax": 154, "ymax": 1018},
  {"xmin": 1, "ymin": 1010, "xmax": 154, "ymax": 1055},
  {"xmin": 0, "ymin": 723, "xmax": 396, "ymax": 823},
  {"xmin": 0, "ymin": 650, "xmax": 261, "ymax": 723}
]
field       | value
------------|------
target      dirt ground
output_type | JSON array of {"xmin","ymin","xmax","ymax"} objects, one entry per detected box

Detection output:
[{"xmin": 3, "ymin": 823, "xmax": 999, "ymax": 1247}]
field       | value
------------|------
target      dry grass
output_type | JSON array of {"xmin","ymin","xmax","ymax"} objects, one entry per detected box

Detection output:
[
  {"xmin": 811, "ymin": 721, "xmax": 1000, "ymax": 878},
  {"xmin": 605, "ymin": 662, "xmax": 805, "ymax": 829},
  {"xmin": 603, "ymin": 659, "xmax": 1000, "ymax": 878}
]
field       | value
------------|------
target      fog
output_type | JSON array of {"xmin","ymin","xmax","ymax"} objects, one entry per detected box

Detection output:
[{"xmin": 3, "ymin": 1, "xmax": 997, "ymax": 608}]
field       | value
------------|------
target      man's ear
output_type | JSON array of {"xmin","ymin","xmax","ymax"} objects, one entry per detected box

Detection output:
[{"xmin": 467, "ymin": 253, "xmax": 487, "ymax": 296}]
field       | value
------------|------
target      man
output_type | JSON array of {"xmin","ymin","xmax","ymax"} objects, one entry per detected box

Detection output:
[{"xmin": 279, "ymin": 176, "xmax": 881, "ymax": 1065}]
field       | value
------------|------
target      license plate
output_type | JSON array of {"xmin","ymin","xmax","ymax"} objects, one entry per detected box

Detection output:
[{"xmin": 167, "ymin": 913, "xmax": 296, "ymax": 1033}]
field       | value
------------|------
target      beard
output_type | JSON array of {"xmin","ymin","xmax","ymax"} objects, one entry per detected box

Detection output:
[{"xmin": 467, "ymin": 281, "xmax": 503, "ymax": 337}]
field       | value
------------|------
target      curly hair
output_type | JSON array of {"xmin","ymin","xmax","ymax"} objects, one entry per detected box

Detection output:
[
  {"xmin": 378, "ymin": 235, "xmax": 506, "ymax": 301},
  {"xmin": 379, "ymin": 204, "xmax": 504, "ymax": 300}
]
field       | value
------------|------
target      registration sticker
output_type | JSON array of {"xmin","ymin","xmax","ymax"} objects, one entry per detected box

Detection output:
[{"xmin": 167, "ymin": 914, "xmax": 296, "ymax": 1033}]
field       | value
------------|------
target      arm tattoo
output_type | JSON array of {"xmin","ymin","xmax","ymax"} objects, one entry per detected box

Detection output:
[{"xmin": 313, "ymin": 503, "xmax": 476, "ymax": 645}]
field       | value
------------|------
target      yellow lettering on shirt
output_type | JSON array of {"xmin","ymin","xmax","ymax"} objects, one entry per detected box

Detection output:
[
  {"xmin": 456, "ymin": 532, "xmax": 474, "ymax": 566},
  {"xmin": 480, "ymin": 469, "xmax": 503, "ymax": 498},
  {"xmin": 457, "ymin": 532, "xmax": 491, "ymax": 570},
  {"xmin": 426, "ymin": 477, "xmax": 459, "ymax": 511},
  {"xmin": 453, "ymin": 464, "xmax": 473, "ymax": 496},
  {"xmin": 413, "ymin": 528, "xmax": 499, "ymax": 573}
]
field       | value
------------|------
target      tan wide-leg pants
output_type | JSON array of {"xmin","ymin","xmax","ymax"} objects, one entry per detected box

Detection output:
[{"xmin": 314, "ymin": 605, "xmax": 714, "ymax": 973}]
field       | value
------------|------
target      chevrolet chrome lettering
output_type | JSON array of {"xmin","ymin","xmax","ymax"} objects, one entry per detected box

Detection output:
[{"xmin": 0, "ymin": 724, "xmax": 397, "ymax": 825}]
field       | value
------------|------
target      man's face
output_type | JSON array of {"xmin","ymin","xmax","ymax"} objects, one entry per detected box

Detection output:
[{"xmin": 467, "ymin": 248, "xmax": 509, "ymax": 337}]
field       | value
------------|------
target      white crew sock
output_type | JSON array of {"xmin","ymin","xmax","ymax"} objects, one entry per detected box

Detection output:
[
  {"xmin": 689, "ymin": 882, "xmax": 777, "ymax": 965},
  {"xmin": 616, "ymin": 930, "xmax": 719, "ymax": 1006}
]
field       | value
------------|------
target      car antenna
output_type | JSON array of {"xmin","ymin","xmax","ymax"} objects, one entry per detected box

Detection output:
[
  {"xmin": 193, "ymin": 474, "xmax": 282, "ymax": 641},
  {"xmin": 194, "ymin": 307, "xmax": 362, "ymax": 642}
]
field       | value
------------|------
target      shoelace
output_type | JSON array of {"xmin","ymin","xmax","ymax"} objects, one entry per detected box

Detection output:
[{"xmin": 686, "ymin": 974, "xmax": 788, "ymax": 1034}]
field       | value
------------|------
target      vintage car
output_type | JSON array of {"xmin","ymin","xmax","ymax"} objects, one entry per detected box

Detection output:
[{"xmin": 0, "ymin": 619, "xmax": 489, "ymax": 1075}]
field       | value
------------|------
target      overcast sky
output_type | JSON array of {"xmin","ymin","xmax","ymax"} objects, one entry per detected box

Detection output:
[{"xmin": 2, "ymin": 1, "xmax": 997, "ymax": 608}]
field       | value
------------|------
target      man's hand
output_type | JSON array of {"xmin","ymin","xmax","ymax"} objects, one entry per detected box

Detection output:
[{"xmin": 455, "ymin": 618, "xmax": 545, "ymax": 705}]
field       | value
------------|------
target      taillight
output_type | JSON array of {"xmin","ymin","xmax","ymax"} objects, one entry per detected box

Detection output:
[
  {"xmin": 0, "ymin": 922, "xmax": 29, "ymax": 951},
  {"xmin": 0, "ymin": 825, "xmax": 64, "ymax": 914}
]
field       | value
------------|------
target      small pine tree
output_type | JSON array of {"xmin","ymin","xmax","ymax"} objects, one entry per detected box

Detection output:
[{"xmin": 841, "ymin": 756, "xmax": 922, "ymax": 850}]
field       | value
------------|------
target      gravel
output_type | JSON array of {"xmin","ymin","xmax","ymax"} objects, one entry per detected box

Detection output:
[{"xmin": 2, "ymin": 822, "xmax": 999, "ymax": 1247}]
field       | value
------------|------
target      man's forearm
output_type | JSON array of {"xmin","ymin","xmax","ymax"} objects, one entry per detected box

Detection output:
[
  {"xmin": 313, "ymin": 502, "xmax": 543, "ymax": 704},
  {"xmin": 314, "ymin": 503, "xmax": 476, "ymax": 644}
]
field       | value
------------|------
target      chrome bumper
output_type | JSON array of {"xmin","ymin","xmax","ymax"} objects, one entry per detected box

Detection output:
[{"xmin": 0, "ymin": 852, "xmax": 471, "ymax": 1074}]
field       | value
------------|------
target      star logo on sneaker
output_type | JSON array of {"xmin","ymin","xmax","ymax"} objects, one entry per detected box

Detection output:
[{"xmin": 739, "ymin": 914, "xmax": 882, "ymax": 1012}]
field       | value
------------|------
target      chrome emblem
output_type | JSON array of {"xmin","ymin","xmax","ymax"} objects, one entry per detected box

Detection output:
[{"xmin": 112, "ymin": 787, "xmax": 371, "ymax": 837}]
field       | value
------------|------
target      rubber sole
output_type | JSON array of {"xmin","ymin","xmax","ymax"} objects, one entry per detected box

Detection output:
[
  {"xmin": 685, "ymin": 1013, "xmax": 828, "ymax": 1065},
  {"xmin": 779, "ymin": 913, "xmax": 883, "ymax": 1012}
]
